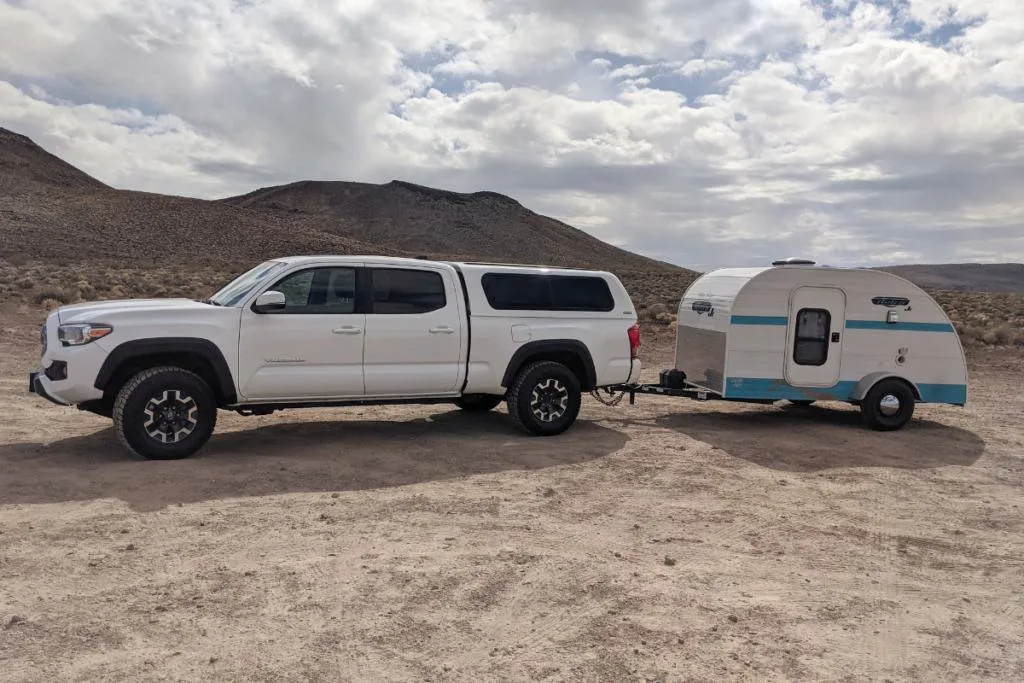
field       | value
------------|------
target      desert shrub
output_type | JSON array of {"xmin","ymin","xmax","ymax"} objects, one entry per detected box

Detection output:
[
  {"xmin": 34, "ymin": 288, "xmax": 72, "ymax": 305},
  {"xmin": 982, "ymin": 325, "xmax": 1022, "ymax": 346}
]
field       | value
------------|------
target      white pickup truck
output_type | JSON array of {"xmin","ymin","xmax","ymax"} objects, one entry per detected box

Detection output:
[{"xmin": 30, "ymin": 256, "xmax": 642, "ymax": 460}]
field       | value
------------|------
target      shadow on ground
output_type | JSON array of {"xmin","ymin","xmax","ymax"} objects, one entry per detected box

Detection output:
[
  {"xmin": 617, "ymin": 401, "xmax": 985, "ymax": 472},
  {"xmin": 0, "ymin": 410, "xmax": 627, "ymax": 510}
]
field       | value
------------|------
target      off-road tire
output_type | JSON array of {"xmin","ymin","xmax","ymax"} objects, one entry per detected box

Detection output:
[
  {"xmin": 454, "ymin": 394, "xmax": 504, "ymax": 412},
  {"xmin": 506, "ymin": 360, "xmax": 582, "ymax": 436},
  {"xmin": 860, "ymin": 379, "xmax": 915, "ymax": 431},
  {"xmin": 113, "ymin": 366, "xmax": 218, "ymax": 460}
]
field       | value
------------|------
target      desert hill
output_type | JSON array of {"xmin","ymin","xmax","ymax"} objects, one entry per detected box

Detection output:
[
  {"xmin": 221, "ymin": 179, "xmax": 676, "ymax": 272},
  {"xmin": 0, "ymin": 128, "xmax": 392, "ymax": 267},
  {"xmin": 0, "ymin": 126, "xmax": 1020, "ymax": 347},
  {"xmin": 878, "ymin": 263, "xmax": 1024, "ymax": 294}
]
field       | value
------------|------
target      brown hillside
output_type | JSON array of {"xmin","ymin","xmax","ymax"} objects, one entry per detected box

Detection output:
[
  {"xmin": 0, "ymin": 127, "xmax": 393, "ymax": 266},
  {"xmin": 0, "ymin": 128, "xmax": 108, "ymax": 195},
  {"xmin": 878, "ymin": 263, "xmax": 1024, "ymax": 294},
  {"xmin": 0, "ymin": 126, "xmax": 1019, "ymax": 348},
  {"xmin": 222, "ymin": 179, "xmax": 680, "ymax": 273}
]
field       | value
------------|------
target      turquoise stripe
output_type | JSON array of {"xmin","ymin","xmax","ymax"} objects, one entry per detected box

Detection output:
[
  {"xmin": 725, "ymin": 378, "xmax": 855, "ymax": 401},
  {"xmin": 731, "ymin": 315, "xmax": 788, "ymax": 326},
  {"xmin": 724, "ymin": 377, "xmax": 967, "ymax": 405},
  {"xmin": 846, "ymin": 320, "xmax": 955, "ymax": 333},
  {"xmin": 917, "ymin": 383, "xmax": 967, "ymax": 405}
]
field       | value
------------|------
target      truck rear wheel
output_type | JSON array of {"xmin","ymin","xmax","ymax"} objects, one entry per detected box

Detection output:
[
  {"xmin": 507, "ymin": 360, "xmax": 582, "ymax": 436},
  {"xmin": 860, "ymin": 379, "xmax": 915, "ymax": 431},
  {"xmin": 454, "ymin": 394, "xmax": 504, "ymax": 412},
  {"xmin": 113, "ymin": 366, "xmax": 218, "ymax": 460}
]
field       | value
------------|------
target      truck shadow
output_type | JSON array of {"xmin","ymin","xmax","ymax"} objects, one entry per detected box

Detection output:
[
  {"xmin": 0, "ymin": 410, "xmax": 627, "ymax": 511},
  {"xmin": 642, "ymin": 402, "xmax": 985, "ymax": 472}
]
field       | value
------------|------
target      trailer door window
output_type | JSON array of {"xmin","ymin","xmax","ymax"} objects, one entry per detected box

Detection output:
[{"xmin": 793, "ymin": 308, "xmax": 831, "ymax": 366}]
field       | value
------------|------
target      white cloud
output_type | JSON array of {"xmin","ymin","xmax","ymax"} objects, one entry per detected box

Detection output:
[{"xmin": 0, "ymin": 0, "xmax": 1022, "ymax": 269}]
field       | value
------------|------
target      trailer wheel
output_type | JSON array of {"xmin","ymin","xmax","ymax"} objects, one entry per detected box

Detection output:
[
  {"xmin": 507, "ymin": 361, "xmax": 582, "ymax": 436},
  {"xmin": 860, "ymin": 379, "xmax": 915, "ymax": 431}
]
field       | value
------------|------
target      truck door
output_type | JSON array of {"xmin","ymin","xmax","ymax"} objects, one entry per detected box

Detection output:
[
  {"xmin": 237, "ymin": 265, "xmax": 366, "ymax": 400},
  {"xmin": 784, "ymin": 286, "xmax": 846, "ymax": 387},
  {"xmin": 362, "ymin": 265, "xmax": 464, "ymax": 396}
]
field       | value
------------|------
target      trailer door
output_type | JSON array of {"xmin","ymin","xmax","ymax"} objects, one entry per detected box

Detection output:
[{"xmin": 784, "ymin": 286, "xmax": 846, "ymax": 387}]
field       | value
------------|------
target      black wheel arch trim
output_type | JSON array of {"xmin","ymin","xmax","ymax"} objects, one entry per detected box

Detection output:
[
  {"xmin": 94, "ymin": 337, "xmax": 237, "ymax": 404},
  {"xmin": 501, "ymin": 340, "xmax": 597, "ymax": 391}
]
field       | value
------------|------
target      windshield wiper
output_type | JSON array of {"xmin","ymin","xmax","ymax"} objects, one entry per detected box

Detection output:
[{"xmin": 199, "ymin": 298, "xmax": 222, "ymax": 306}]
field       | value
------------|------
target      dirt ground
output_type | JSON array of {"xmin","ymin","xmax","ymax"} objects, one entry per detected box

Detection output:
[{"xmin": 1, "ymin": 305, "xmax": 1022, "ymax": 682}]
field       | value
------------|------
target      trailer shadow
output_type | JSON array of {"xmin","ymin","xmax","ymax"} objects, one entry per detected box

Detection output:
[
  {"xmin": 645, "ymin": 402, "xmax": 985, "ymax": 472},
  {"xmin": 0, "ymin": 409, "xmax": 627, "ymax": 511}
]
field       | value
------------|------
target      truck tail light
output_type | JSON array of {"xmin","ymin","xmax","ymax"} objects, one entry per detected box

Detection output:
[{"xmin": 628, "ymin": 323, "xmax": 641, "ymax": 359}]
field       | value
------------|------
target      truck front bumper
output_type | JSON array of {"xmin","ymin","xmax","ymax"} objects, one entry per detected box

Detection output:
[{"xmin": 29, "ymin": 370, "xmax": 70, "ymax": 406}]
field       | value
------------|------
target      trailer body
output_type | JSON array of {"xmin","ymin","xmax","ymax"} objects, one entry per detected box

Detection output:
[{"xmin": 671, "ymin": 261, "xmax": 968, "ymax": 411}]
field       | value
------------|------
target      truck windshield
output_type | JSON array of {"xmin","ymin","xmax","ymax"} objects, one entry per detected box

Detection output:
[{"xmin": 206, "ymin": 260, "xmax": 290, "ymax": 307}]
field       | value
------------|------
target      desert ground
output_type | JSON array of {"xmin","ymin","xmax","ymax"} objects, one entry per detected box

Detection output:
[{"xmin": 1, "ymin": 304, "xmax": 1022, "ymax": 682}]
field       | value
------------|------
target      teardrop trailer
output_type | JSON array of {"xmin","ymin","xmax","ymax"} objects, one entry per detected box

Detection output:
[{"xmin": 605, "ymin": 259, "xmax": 968, "ymax": 430}]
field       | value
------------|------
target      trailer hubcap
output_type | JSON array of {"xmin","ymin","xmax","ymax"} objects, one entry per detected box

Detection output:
[
  {"xmin": 879, "ymin": 394, "xmax": 901, "ymax": 417},
  {"xmin": 531, "ymin": 378, "xmax": 569, "ymax": 423},
  {"xmin": 144, "ymin": 390, "xmax": 199, "ymax": 443}
]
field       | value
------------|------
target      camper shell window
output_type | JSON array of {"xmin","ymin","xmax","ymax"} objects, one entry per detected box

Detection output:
[
  {"xmin": 481, "ymin": 273, "xmax": 615, "ymax": 312},
  {"xmin": 793, "ymin": 308, "xmax": 831, "ymax": 366}
]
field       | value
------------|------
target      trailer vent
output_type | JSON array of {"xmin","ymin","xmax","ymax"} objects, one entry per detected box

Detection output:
[{"xmin": 771, "ymin": 257, "xmax": 816, "ymax": 266}]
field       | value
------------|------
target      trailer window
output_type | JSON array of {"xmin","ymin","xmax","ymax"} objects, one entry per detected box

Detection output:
[{"xmin": 793, "ymin": 308, "xmax": 831, "ymax": 366}]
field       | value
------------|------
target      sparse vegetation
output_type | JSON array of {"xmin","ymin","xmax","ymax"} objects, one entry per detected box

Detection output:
[
  {"xmin": 3, "ymin": 258, "xmax": 1019, "ymax": 350},
  {"xmin": 1, "ymin": 127, "xmax": 1020, "ymax": 353}
]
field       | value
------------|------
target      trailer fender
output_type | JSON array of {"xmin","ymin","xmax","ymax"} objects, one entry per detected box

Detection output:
[{"xmin": 850, "ymin": 373, "xmax": 921, "ymax": 402}]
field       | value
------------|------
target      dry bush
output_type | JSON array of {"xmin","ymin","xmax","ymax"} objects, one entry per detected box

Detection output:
[
  {"xmin": 33, "ymin": 288, "xmax": 73, "ymax": 306},
  {"xmin": 2, "ymin": 259, "xmax": 1021, "ymax": 353}
]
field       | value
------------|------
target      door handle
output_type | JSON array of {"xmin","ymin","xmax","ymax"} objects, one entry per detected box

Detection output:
[
  {"xmin": 429, "ymin": 326, "xmax": 454, "ymax": 334},
  {"xmin": 332, "ymin": 326, "xmax": 362, "ymax": 335}
]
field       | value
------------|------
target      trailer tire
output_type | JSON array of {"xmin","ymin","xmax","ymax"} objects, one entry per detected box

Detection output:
[
  {"xmin": 860, "ymin": 379, "xmax": 915, "ymax": 431},
  {"xmin": 507, "ymin": 361, "xmax": 582, "ymax": 436}
]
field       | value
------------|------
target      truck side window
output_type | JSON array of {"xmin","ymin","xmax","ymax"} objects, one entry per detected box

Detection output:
[
  {"xmin": 371, "ymin": 268, "xmax": 446, "ymax": 314},
  {"xmin": 793, "ymin": 308, "xmax": 830, "ymax": 366},
  {"xmin": 269, "ymin": 267, "xmax": 356, "ymax": 314},
  {"xmin": 480, "ymin": 273, "xmax": 615, "ymax": 311}
]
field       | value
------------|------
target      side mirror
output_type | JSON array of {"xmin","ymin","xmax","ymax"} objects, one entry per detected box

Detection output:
[{"xmin": 252, "ymin": 290, "xmax": 287, "ymax": 313}]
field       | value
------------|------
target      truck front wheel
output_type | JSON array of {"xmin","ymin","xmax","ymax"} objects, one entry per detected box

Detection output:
[
  {"xmin": 507, "ymin": 360, "xmax": 582, "ymax": 436},
  {"xmin": 113, "ymin": 366, "xmax": 218, "ymax": 460}
]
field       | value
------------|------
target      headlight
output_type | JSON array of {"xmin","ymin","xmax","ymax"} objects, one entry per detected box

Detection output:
[{"xmin": 58, "ymin": 323, "xmax": 113, "ymax": 346}]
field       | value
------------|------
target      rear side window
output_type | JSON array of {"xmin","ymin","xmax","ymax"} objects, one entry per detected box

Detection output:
[
  {"xmin": 371, "ymin": 268, "xmax": 446, "ymax": 314},
  {"xmin": 793, "ymin": 308, "xmax": 831, "ymax": 365},
  {"xmin": 481, "ymin": 273, "xmax": 616, "ymax": 312}
]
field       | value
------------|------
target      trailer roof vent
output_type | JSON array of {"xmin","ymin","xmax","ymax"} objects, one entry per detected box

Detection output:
[{"xmin": 771, "ymin": 257, "xmax": 816, "ymax": 266}]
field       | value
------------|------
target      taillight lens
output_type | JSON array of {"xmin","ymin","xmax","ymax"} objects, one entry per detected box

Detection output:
[{"xmin": 628, "ymin": 323, "xmax": 641, "ymax": 359}]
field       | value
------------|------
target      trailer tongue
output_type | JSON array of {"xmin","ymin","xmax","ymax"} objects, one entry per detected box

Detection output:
[{"xmin": 601, "ymin": 368, "xmax": 776, "ymax": 406}]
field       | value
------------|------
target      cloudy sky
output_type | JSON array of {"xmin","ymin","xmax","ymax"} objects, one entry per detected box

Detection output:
[{"xmin": 1, "ymin": 0, "xmax": 1022, "ymax": 270}]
